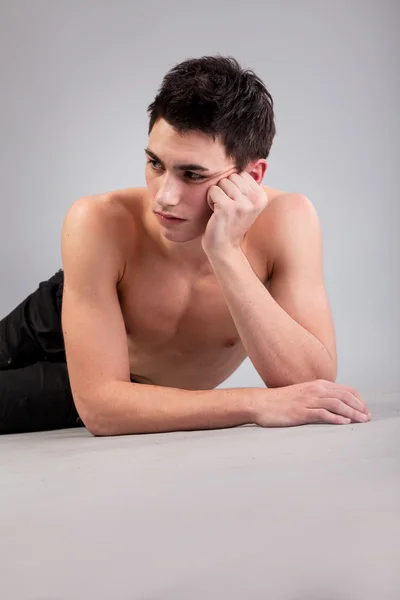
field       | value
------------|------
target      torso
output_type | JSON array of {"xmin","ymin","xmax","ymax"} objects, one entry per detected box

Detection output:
[{"xmin": 103, "ymin": 185, "xmax": 288, "ymax": 390}]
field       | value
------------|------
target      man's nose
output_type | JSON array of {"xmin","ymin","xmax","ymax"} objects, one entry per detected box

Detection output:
[{"xmin": 156, "ymin": 176, "xmax": 182, "ymax": 206}]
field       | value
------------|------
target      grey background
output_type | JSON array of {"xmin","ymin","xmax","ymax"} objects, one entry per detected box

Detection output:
[{"xmin": 1, "ymin": 0, "xmax": 399, "ymax": 393}]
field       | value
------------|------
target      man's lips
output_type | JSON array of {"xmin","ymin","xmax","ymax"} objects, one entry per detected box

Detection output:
[{"xmin": 156, "ymin": 212, "xmax": 185, "ymax": 221}]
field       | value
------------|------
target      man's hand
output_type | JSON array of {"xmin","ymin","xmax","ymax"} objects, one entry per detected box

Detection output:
[
  {"xmin": 253, "ymin": 380, "xmax": 372, "ymax": 427},
  {"xmin": 202, "ymin": 171, "xmax": 268, "ymax": 257}
]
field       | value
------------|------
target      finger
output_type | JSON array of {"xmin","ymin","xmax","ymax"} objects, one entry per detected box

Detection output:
[
  {"xmin": 309, "ymin": 408, "xmax": 352, "ymax": 425},
  {"xmin": 322, "ymin": 381, "xmax": 369, "ymax": 414},
  {"xmin": 322, "ymin": 397, "xmax": 369, "ymax": 423},
  {"xmin": 346, "ymin": 387, "xmax": 371, "ymax": 417},
  {"xmin": 227, "ymin": 172, "xmax": 248, "ymax": 193},
  {"xmin": 337, "ymin": 388, "xmax": 370, "ymax": 416},
  {"xmin": 342, "ymin": 385, "xmax": 368, "ymax": 408},
  {"xmin": 240, "ymin": 171, "xmax": 260, "ymax": 190},
  {"xmin": 218, "ymin": 177, "xmax": 241, "ymax": 197}
]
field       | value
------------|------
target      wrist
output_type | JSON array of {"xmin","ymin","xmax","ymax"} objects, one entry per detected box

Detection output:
[
  {"xmin": 243, "ymin": 387, "xmax": 264, "ymax": 424},
  {"xmin": 206, "ymin": 246, "xmax": 244, "ymax": 266}
]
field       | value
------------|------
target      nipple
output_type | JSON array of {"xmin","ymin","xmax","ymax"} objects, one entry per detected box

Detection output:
[{"xmin": 224, "ymin": 337, "xmax": 239, "ymax": 348}]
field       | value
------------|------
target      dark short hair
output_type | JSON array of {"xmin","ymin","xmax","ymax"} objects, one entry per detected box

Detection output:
[{"xmin": 147, "ymin": 55, "xmax": 276, "ymax": 172}]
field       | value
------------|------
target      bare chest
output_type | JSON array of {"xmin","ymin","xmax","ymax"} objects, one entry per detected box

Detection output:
[
  {"xmin": 118, "ymin": 246, "xmax": 269, "ymax": 388},
  {"xmin": 122, "ymin": 271, "xmax": 240, "ymax": 351}
]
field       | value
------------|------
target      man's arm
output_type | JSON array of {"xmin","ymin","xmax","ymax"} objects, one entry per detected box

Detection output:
[
  {"xmin": 61, "ymin": 195, "xmax": 369, "ymax": 434},
  {"xmin": 207, "ymin": 194, "xmax": 337, "ymax": 388},
  {"xmin": 61, "ymin": 197, "xmax": 258, "ymax": 436}
]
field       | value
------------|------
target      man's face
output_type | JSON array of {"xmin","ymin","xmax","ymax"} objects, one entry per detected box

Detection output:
[{"xmin": 145, "ymin": 118, "xmax": 237, "ymax": 236}]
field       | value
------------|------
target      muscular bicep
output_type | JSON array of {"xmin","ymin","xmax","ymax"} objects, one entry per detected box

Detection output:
[
  {"xmin": 268, "ymin": 194, "xmax": 337, "ymax": 367},
  {"xmin": 61, "ymin": 198, "xmax": 130, "ymax": 423}
]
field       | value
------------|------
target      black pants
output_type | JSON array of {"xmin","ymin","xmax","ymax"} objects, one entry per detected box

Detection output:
[{"xmin": 0, "ymin": 269, "xmax": 84, "ymax": 434}]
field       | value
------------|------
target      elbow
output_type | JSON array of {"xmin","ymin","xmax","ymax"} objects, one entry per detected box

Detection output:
[
  {"xmin": 263, "ymin": 361, "xmax": 338, "ymax": 388},
  {"xmin": 86, "ymin": 421, "xmax": 110, "ymax": 437},
  {"xmin": 84, "ymin": 413, "xmax": 118, "ymax": 437},
  {"xmin": 263, "ymin": 369, "xmax": 314, "ymax": 388},
  {"xmin": 75, "ymin": 399, "xmax": 116, "ymax": 437}
]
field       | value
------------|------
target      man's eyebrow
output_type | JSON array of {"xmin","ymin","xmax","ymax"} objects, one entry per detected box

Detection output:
[{"xmin": 144, "ymin": 148, "xmax": 211, "ymax": 172}]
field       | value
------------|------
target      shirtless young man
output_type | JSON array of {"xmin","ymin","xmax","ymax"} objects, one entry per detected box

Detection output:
[{"xmin": 0, "ymin": 55, "xmax": 371, "ymax": 435}]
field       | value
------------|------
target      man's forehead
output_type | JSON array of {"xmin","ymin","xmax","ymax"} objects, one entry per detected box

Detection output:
[{"xmin": 148, "ymin": 121, "xmax": 232, "ymax": 170}]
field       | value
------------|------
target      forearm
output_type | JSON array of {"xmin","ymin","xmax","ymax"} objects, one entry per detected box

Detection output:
[
  {"xmin": 79, "ymin": 381, "xmax": 259, "ymax": 436},
  {"xmin": 208, "ymin": 249, "xmax": 335, "ymax": 387}
]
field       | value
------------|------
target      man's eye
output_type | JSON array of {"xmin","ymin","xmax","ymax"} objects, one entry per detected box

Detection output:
[
  {"xmin": 147, "ymin": 159, "xmax": 162, "ymax": 169},
  {"xmin": 185, "ymin": 172, "xmax": 206, "ymax": 182},
  {"xmin": 147, "ymin": 159, "xmax": 206, "ymax": 182}
]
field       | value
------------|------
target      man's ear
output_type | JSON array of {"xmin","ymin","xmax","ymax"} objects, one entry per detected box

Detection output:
[{"xmin": 246, "ymin": 159, "xmax": 268, "ymax": 184}]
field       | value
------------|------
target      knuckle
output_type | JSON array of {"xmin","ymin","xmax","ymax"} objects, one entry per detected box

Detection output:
[
  {"xmin": 315, "ymin": 408, "xmax": 327, "ymax": 421},
  {"xmin": 342, "ymin": 390, "xmax": 355, "ymax": 403},
  {"xmin": 347, "ymin": 386, "xmax": 356, "ymax": 394},
  {"xmin": 308, "ymin": 382, "xmax": 323, "ymax": 394},
  {"xmin": 311, "ymin": 379, "xmax": 323, "ymax": 388},
  {"xmin": 330, "ymin": 398, "xmax": 343, "ymax": 412},
  {"xmin": 305, "ymin": 387, "xmax": 317, "ymax": 398},
  {"xmin": 347, "ymin": 386, "xmax": 361, "ymax": 398}
]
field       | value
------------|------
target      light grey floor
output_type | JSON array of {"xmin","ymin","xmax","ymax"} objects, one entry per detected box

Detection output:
[{"xmin": 1, "ymin": 391, "xmax": 399, "ymax": 600}]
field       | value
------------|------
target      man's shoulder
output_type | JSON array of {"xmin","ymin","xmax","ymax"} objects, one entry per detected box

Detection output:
[
  {"xmin": 258, "ymin": 186, "xmax": 318, "ymax": 266},
  {"xmin": 261, "ymin": 186, "xmax": 314, "ymax": 215},
  {"xmin": 66, "ymin": 186, "xmax": 147, "ymax": 249},
  {"xmin": 257, "ymin": 186, "xmax": 314, "ymax": 238},
  {"xmin": 67, "ymin": 187, "xmax": 148, "ymax": 238},
  {"xmin": 76, "ymin": 186, "xmax": 147, "ymax": 215},
  {"xmin": 64, "ymin": 188, "xmax": 148, "ymax": 285}
]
